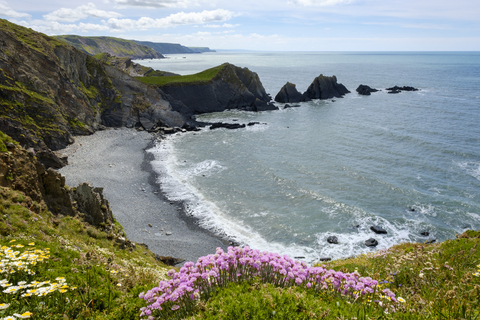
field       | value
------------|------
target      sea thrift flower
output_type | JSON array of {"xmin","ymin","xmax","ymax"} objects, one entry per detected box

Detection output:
[{"xmin": 140, "ymin": 246, "xmax": 394, "ymax": 318}]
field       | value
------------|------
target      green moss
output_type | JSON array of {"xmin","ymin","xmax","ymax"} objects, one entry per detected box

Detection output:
[
  {"xmin": 137, "ymin": 64, "xmax": 225, "ymax": 87},
  {"xmin": 68, "ymin": 117, "xmax": 86, "ymax": 129},
  {"xmin": 0, "ymin": 131, "xmax": 18, "ymax": 152},
  {"xmin": 0, "ymin": 83, "xmax": 54, "ymax": 105}
]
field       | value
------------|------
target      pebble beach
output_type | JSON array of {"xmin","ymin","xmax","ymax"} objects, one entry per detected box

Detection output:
[{"xmin": 57, "ymin": 128, "xmax": 229, "ymax": 265}]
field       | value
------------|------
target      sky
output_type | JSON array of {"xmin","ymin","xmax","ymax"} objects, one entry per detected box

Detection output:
[{"xmin": 1, "ymin": 0, "xmax": 479, "ymax": 51}]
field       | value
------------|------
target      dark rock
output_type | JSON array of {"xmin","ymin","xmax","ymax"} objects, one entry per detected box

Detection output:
[
  {"xmin": 247, "ymin": 122, "xmax": 260, "ymax": 126},
  {"xmin": 274, "ymin": 82, "xmax": 304, "ymax": 103},
  {"xmin": 284, "ymin": 104, "xmax": 301, "ymax": 109},
  {"xmin": 254, "ymin": 99, "xmax": 278, "ymax": 111},
  {"xmin": 386, "ymin": 85, "xmax": 419, "ymax": 93},
  {"xmin": 370, "ymin": 226, "xmax": 387, "ymax": 234},
  {"xmin": 420, "ymin": 231, "xmax": 430, "ymax": 236},
  {"xmin": 356, "ymin": 84, "xmax": 379, "ymax": 96},
  {"xmin": 319, "ymin": 257, "xmax": 332, "ymax": 261},
  {"xmin": 71, "ymin": 182, "xmax": 114, "ymax": 227},
  {"xmin": 209, "ymin": 122, "xmax": 246, "ymax": 130},
  {"xmin": 155, "ymin": 255, "xmax": 185, "ymax": 266},
  {"xmin": 426, "ymin": 239, "xmax": 436, "ymax": 244},
  {"xmin": 139, "ymin": 117, "xmax": 155, "ymax": 131},
  {"xmin": 303, "ymin": 74, "xmax": 350, "ymax": 100},
  {"xmin": 387, "ymin": 89, "xmax": 401, "ymax": 94},
  {"xmin": 365, "ymin": 238, "xmax": 378, "ymax": 247},
  {"xmin": 161, "ymin": 63, "xmax": 274, "ymax": 115},
  {"xmin": 327, "ymin": 236, "xmax": 339, "ymax": 244}
]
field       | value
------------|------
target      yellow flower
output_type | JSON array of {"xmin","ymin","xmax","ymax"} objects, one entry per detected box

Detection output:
[
  {"xmin": 14, "ymin": 311, "xmax": 33, "ymax": 318},
  {"xmin": 398, "ymin": 297, "xmax": 406, "ymax": 303},
  {"xmin": 9, "ymin": 240, "xmax": 15, "ymax": 243},
  {"xmin": 59, "ymin": 289, "xmax": 67, "ymax": 293},
  {"xmin": 117, "ymin": 283, "xmax": 122, "ymax": 287},
  {"xmin": 28, "ymin": 242, "xmax": 35, "ymax": 246}
]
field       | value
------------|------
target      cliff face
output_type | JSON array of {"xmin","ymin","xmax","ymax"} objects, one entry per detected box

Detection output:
[
  {"xmin": 0, "ymin": 133, "xmax": 113, "ymax": 227},
  {"xmin": 159, "ymin": 63, "xmax": 277, "ymax": 115},
  {"xmin": 135, "ymin": 41, "xmax": 215, "ymax": 54},
  {"xmin": 54, "ymin": 35, "xmax": 165, "ymax": 60},
  {"xmin": 0, "ymin": 19, "xmax": 187, "ymax": 168}
]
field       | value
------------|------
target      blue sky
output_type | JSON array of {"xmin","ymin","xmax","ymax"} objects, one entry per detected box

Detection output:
[{"xmin": 1, "ymin": 0, "xmax": 479, "ymax": 51}]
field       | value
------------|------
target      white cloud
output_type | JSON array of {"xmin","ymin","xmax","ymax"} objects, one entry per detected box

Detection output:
[
  {"xmin": 108, "ymin": 9, "xmax": 235, "ymax": 30},
  {"xmin": 14, "ymin": 19, "xmax": 110, "ymax": 34},
  {"xmin": 44, "ymin": 3, "xmax": 122, "ymax": 22},
  {"xmin": 204, "ymin": 23, "xmax": 239, "ymax": 28},
  {"xmin": 0, "ymin": 2, "xmax": 31, "ymax": 18},
  {"xmin": 289, "ymin": 0, "xmax": 354, "ymax": 6},
  {"xmin": 108, "ymin": 0, "xmax": 193, "ymax": 8}
]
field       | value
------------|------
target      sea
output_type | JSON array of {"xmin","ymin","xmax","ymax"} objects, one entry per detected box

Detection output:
[{"xmin": 136, "ymin": 51, "xmax": 480, "ymax": 263}]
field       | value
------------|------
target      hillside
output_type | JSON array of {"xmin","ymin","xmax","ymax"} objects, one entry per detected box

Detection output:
[
  {"xmin": 54, "ymin": 35, "xmax": 165, "ymax": 60},
  {"xmin": 0, "ymin": 19, "xmax": 188, "ymax": 168},
  {"xmin": 135, "ymin": 41, "xmax": 215, "ymax": 54}
]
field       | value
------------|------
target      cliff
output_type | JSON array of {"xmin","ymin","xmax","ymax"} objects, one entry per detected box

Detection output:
[
  {"xmin": 135, "ymin": 41, "xmax": 215, "ymax": 54},
  {"xmin": 94, "ymin": 53, "xmax": 179, "ymax": 78},
  {"xmin": 54, "ymin": 35, "xmax": 165, "ymax": 60},
  {"xmin": 139, "ymin": 63, "xmax": 277, "ymax": 115},
  {"xmin": 0, "ymin": 19, "xmax": 187, "ymax": 168}
]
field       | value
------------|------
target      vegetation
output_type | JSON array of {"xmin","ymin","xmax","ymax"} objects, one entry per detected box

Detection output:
[
  {"xmin": 54, "ymin": 35, "xmax": 162, "ymax": 59},
  {"xmin": 136, "ymin": 64, "xmax": 226, "ymax": 87},
  {"xmin": 0, "ymin": 186, "xmax": 170, "ymax": 319}
]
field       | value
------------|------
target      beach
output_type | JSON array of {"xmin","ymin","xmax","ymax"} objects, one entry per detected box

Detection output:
[{"xmin": 57, "ymin": 127, "xmax": 230, "ymax": 265}]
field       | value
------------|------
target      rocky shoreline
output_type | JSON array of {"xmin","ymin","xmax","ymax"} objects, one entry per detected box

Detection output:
[{"xmin": 57, "ymin": 128, "xmax": 231, "ymax": 265}]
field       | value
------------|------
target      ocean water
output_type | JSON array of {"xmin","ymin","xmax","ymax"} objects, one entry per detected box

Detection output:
[{"xmin": 141, "ymin": 52, "xmax": 480, "ymax": 263}]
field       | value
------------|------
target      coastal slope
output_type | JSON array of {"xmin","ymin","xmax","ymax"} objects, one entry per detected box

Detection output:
[{"xmin": 54, "ymin": 35, "xmax": 165, "ymax": 60}]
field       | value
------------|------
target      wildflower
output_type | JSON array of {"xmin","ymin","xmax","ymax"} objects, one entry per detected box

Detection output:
[
  {"xmin": 117, "ymin": 283, "xmax": 122, "ymax": 287},
  {"xmin": 419, "ymin": 273, "xmax": 424, "ymax": 278},
  {"xmin": 0, "ymin": 303, "xmax": 10, "ymax": 309},
  {"xmin": 13, "ymin": 311, "xmax": 33, "ymax": 318},
  {"xmin": 398, "ymin": 297, "xmax": 406, "ymax": 303},
  {"xmin": 28, "ymin": 243, "xmax": 34, "ymax": 246},
  {"xmin": 3, "ymin": 316, "xmax": 15, "ymax": 320}
]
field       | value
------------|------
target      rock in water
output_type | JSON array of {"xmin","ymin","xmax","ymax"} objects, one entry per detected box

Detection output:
[
  {"xmin": 370, "ymin": 226, "xmax": 387, "ymax": 234},
  {"xmin": 356, "ymin": 84, "xmax": 379, "ymax": 96},
  {"xmin": 365, "ymin": 238, "xmax": 378, "ymax": 247},
  {"xmin": 327, "ymin": 236, "xmax": 339, "ymax": 244},
  {"xmin": 303, "ymin": 74, "xmax": 350, "ymax": 100},
  {"xmin": 420, "ymin": 231, "xmax": 430, "ymax": 236},
  {"xmin": 275, "ymin": 82, "xmax": 304, "ymax": 103}
]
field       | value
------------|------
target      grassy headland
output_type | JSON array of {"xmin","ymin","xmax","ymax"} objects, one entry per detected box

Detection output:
[{"xmin": 136, "ymin": 64, "xmax": 225, "ymax": 87}]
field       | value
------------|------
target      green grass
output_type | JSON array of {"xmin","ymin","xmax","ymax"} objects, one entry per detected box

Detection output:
[
  {"xmin": 0, "ymin": 186, "xmax": 170, "ymax": 319},
  {"xmin": 136, "ymin": 64, "xmax": 226, "ymax": 87}
]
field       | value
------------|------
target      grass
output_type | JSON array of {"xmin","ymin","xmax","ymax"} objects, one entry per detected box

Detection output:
[
  {"xmin": 136, "ymin": 64, "xmax": 226, "ymax": 87},
  {"xmin": 0, "ymin": 186, "xmax": 170, "ymax": 319}
]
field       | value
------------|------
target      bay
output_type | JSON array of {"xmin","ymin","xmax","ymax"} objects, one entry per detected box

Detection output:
[{"xmin": 141, "ymin": 52, "xmax": 480, "ymax": 262}]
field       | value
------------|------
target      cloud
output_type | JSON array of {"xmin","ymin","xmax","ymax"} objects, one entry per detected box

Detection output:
[
  {"xmin": 44, "ymin": 3, "xmax": 122, "ymax": 22},
  {"xmin": 289, "ymin": 0, "xmax": 354, "ymax": 6},
  {"xmin": 108, "ymin": 9, "xmax": 235, "ymax": 30},
  {"xmin": 0, "ymin": 2, "xmax": 31, "ymax": 18},
  {"xmin": 204, "ymin": 23, "xmax": 239, "ymax": 28},
  {"xmin": 108, "ymin": 0, "xmax": 193, "ymax": 8},
  {"xmin": 14, "ymin": 19, "xmax": 110, "ymax": 34}
]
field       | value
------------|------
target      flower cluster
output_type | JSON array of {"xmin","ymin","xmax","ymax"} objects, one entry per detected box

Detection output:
[
  {"xmin": 140, "ymin": 246, "xmax": 398, "ymax": 318},
  {"xmin": 474, "ymin": 264, "xmax": 480, "ymax": 277},
  {"xmin": 1, "ymin": 277, "xmax": 75, "ymax": 297},
  {"xmin": 0, "ymin": 242, "xmax": 49, "ymax": 276}
]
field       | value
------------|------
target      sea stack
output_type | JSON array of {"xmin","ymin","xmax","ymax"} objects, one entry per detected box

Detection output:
[
  {"xmin": 303, "ymin": 74, "xmax": 350, "ymax": 100},
  {"xmin": 274, "ymin": 82, "xmax": 304, "ymax": 103}
]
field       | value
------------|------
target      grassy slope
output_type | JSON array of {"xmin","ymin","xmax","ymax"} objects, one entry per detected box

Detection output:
[
  {"xmin": 54, "ymin": 35, "xmax": 160, "ymax": 58},
  {"xmin": 135, "ymin": 64, "xmax": 226, "ymax": 87},
  {"xmin": 0, "ymin": 132, "xmax": 170, "ymax": 319}
]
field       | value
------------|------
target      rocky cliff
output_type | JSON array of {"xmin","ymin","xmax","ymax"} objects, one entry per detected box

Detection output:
[
  {"xmin": 135, "ymin": 41, "xmax": 215, "ymax": 54},
  {"xmin": 54, "ymin": 35, "xmax": 165, "ymax": 60},
  {"xmin": 157, "ymin": 63, "xmax": 277, "ymax": 115},
  {"xmin": 0, "ymin": 19, "xmax": 187, "ymax": 168},
  {"xmin": 0, "ymin": 131, "xmax": 113, "ymax": 227}
]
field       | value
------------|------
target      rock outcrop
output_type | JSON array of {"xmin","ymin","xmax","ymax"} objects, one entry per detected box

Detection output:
[
  {"xmin": 159, "ymin": 63, "xmax": 277, "ymax": 115},
  {"xmin": 356, "ymin": 85, "xmax": 379, "ymax": 95},
  {"xmin": 386, "ymin": 86, "xmax": 419, "ymax": 94},
  {"xmin": 0, "ymin": 135, "xmax": 113, "ymax": 227},
  {"xmin": 274, "ymin": 82, "xmax": 304, "ymax": 103},
  {"xmin": 303, "ymin": 74, "xmax": 350, "ymax": 100}
]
